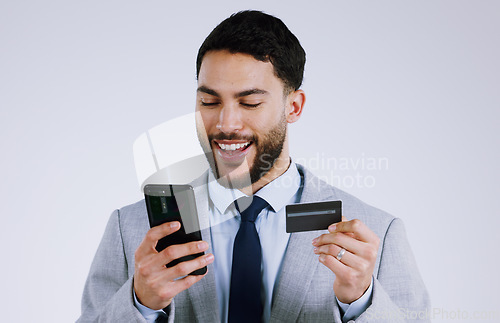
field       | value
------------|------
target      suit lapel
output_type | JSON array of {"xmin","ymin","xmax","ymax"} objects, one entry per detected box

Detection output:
[
  {"xmin": 185, "ymin": 229, "xmax": 219, "ymax": 322},
  {"xmin": 185, "ymin": 175, "xmax": 220, "ymax": 322},
  {"xmin": 270, "ymin": 165, "xmax": 338, "ymax": 322},
  {"xmin": 269, "ymin": 230, "xmax": 323, "ymax": 322}
]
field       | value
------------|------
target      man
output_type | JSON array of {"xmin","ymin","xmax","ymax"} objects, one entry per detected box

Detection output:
[{"xmin": 78, "ymin": 11, "xmax": 430, "ymax": 323}]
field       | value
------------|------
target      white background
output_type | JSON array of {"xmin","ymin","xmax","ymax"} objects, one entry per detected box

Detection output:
[{"xmin": 1, "ymin": 1, "xmax": 499, "ymax": 322}]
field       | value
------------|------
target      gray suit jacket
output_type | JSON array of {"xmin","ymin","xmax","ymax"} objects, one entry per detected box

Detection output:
[{"xmin": 78, "ymin": 164, "xmax": 430, "ymax": 322}]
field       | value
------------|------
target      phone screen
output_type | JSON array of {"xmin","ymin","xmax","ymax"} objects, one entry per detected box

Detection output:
[{"xmin": 144, "ymin": 184, "xmax": 207, "ymax": 275}]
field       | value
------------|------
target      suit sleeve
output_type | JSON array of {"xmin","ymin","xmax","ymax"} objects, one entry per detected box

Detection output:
[
  {"xmin": 354, "ymin": 218, "xmax": 431, "ymax": 323},
  {"xmin": 76, "ymin": 210, "xmax": 147, "ymax": 322}
]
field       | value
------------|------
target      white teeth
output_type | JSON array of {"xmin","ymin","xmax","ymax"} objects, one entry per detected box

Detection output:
[{"xmin": 217, "ymin": 142, "xmax": 250, "ymax": 151}]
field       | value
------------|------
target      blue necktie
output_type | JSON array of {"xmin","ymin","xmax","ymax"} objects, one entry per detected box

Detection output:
[
  {"xmin": 228, "ymin": 196, "xmax": 269, "ymax": 323},
  {"xmin": 155, "ymin": 312, "xmax": 168, "ymax": 323}
]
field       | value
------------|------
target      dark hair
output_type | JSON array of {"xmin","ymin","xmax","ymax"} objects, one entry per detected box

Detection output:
[{"xmin": 196, "ymin": 10, "xmax": 306, "ymax": 92}]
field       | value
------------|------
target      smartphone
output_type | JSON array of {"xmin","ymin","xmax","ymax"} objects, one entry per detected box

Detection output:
[{"xmin": 144, "ymin": 184, "xmax": 207, "ymax": 275}]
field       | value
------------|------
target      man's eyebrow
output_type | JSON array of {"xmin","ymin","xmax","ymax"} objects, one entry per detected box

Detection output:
[
  {"xmin": 197, "ymin": 86, "xmax": 220, "ymax": 97},
  {"xmin": 197, "ymin": 87, "xmax": 268, "ymax": 98},
  {"xmin": 235, "ymin": 89, "xmax": 268, "ymax": 98}
]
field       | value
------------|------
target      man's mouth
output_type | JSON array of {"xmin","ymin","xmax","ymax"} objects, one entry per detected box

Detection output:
[
  {"xmin": 216, "ymin": 141, "xmax": 251, "ymax": 151},
  {"xmin": 213, "ymin": 140, "xmax": 253, "ymax": 160}
]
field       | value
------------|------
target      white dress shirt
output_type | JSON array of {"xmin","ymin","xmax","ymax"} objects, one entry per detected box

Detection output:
[{"xmin": 208, "ymin": 162, "xmax": 301, "ymax": 323}]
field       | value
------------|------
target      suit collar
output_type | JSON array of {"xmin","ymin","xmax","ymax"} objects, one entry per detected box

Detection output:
[{"xmin": 206, "ymin": 161, "xmax": 302, "ymax": 215}]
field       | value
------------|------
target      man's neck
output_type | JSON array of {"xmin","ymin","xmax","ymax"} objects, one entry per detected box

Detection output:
[{"xmin": 242, "ymin": 156, "xmax": 292, "ymax": 195}]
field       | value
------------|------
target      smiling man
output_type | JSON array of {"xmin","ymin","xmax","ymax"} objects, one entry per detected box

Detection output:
[
  {"xmin": 195, "ymin": 49, "xmax": 303, "ymax": 193},
  {"xmin": 78, "ymin": 10, "xmax": 430, "ymax": 323}
]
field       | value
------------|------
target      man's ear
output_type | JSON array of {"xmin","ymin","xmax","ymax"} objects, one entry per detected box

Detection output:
[{"xmin": 285, "ymin": 89, "xmax": 306, "ymax": 123}]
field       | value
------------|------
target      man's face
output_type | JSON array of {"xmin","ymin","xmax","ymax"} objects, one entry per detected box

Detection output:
[{"xmin": 196, "ymin": 50, "xmax": 290, "ymax": 189}]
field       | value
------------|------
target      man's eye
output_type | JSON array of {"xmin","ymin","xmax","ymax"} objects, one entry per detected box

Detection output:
[
  {"xmin": 241, "ymin": 102, "xmax": 261, "ymax": 108},
  {"xmin": 200, "ymin": 101, "xmax": 219, "ymax": 107}
]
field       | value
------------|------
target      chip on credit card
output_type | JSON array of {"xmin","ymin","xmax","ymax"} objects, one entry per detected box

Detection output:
[{"xmin": 286, "ymin": 200, "xmax": 342, "ymax": 233}]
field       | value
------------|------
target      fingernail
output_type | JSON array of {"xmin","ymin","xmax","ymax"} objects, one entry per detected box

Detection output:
[
  {"xmin": 205, "ymin": 253, "xmax": 214, "ymax": 262},
  {"xmin": 313, "ymin": 247, "xmax": 318, "ymax": 254},
  {"xmin": 328, "ymin": 224, "xmax": 337, "ymax": 232},
  {"xmin": 312, "ymin": 238, "xmax": 318, "ymax": 246},
  {"xmin": 169, "ymin": 222, "xmax": 179, "ymax": 229},
  {"xmin": 198, "ymin": 242, "xmax": 208, "ymax": 250},
  {"xmin": 319, "ymin": 254, "xmax": 325, "ymax": 262}
]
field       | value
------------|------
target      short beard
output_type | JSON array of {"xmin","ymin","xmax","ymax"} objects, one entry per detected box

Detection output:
[
  {"xmin": 197, "ymin": 112, "xmax": 287, "ymax": 189},
  {"xmin": 247, "ymin": 112, "xmax": 287, "ymax": 185}
]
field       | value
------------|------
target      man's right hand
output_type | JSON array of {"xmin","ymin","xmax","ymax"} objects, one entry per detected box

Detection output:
[{"xmin": 133, "ymin": 221, "xmax": 214, "ymax": 310}]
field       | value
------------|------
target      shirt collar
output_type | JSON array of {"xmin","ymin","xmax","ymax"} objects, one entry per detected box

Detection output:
[{"xmin": 207, "ymin": 160, "xmax": 301, "ymax": 214}]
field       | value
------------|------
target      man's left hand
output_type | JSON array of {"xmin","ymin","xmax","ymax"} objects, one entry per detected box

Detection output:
[{"xmin": 312, "ymin": 218, "xmax": 380, "ymax": 304}]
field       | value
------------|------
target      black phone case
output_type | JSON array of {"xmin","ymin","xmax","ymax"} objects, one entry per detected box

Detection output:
[{"xmin": 144, "ymin": 184, "xmax": 207, "ymax": 275}]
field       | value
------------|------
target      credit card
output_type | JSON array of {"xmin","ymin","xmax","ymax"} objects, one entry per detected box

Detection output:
[{"xmin": 286, "ymin": 200, "xmax": 342, "ymax": 233}]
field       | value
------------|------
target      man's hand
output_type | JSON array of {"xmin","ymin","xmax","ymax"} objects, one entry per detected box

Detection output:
[
  {"xmin": 134, "ymin": 221, "xmax": 214, "ymax": 310},
  {"xmin": 312, "ymin": 217, "xmax": 379, "ymax": 304}
]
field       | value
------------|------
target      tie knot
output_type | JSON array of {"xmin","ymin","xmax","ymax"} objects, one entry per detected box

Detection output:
[{"xmin": 235, "ymin": 196, "xmax": 269, "ymax": 223}]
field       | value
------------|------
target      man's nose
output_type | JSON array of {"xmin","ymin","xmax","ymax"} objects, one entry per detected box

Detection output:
[{"xmin": 216, "ymin": 105, "xmax": 243, "ymax": 133}]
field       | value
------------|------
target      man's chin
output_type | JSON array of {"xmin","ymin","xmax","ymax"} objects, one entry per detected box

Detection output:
[
  {"xmin": 212, "ymin": 156, "xmax": 253, "ymax": 189},
  {"xmin": 215, "ymin": 171, "xmax": 253, "ymax": 190}
]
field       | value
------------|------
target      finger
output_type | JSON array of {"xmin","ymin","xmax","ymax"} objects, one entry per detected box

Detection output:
[
  {"xmin": 155, "ymin": 240, "xmax": 210, "ymax": 267},
  {"xmin": 327, "ymin": 216, "xmax": 353, "ymax": 238},
  {"xmin": 158, "ymin": 271, "xmax": 207, "ymax": 301},
  {"xmin": 318, "ymin": 253, "xmax": 349, "ymax": 277},
  {"xmin": 138, "ymin": 262, "xmax": 209, "ymax": 308},
  {"xmin": 328, "ymin": 219, "xmax": 378, "ymax": 243},
  {"xmin": 314, "ymin": 230, "xmax": 379, "ymax": 263},
  {"xmin": 162, "ymin": 253, "xmax": 214, "ymax": 282},
  {"xmin": 135, "ymin": 222, "xmax": 181, "ymax": 259},
  {"xmin": 314, "ymin": 243, "xmax": 361, "ymax": 269},
  {"xmin": 313, "ymin": 232, "xmax": 363, "ymax": 255},
  {"xmin": 134, "ymin": 251, "xmax": 213, "ymax": 310}
]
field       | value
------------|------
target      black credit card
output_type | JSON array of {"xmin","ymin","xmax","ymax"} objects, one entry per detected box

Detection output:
[{"xmin": 286, "ymin": 200, "xmax": 342, "ymax": 233}]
